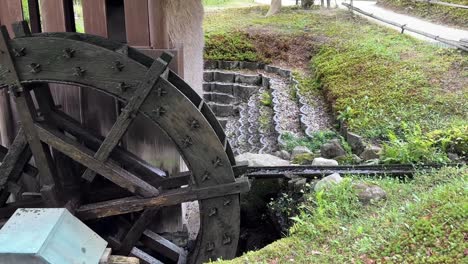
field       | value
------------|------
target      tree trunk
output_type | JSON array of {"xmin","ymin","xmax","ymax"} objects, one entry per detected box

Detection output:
[{"xmin": 266, "ymin": 0, "xmax": 282, "ymax": 16}]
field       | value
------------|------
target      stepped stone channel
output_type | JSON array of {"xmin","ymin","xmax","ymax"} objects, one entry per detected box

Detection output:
[
  {"xmin": 203, "ymin": 61, "xmax": 334, "ymax": 253},
  {"xmin": 203, "ymin": 60, "xmax": 332, "ymax": 156}
]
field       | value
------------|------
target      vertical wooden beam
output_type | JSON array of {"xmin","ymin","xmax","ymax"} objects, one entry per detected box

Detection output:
[
  {"xmin": 39, "ymin": 0, "xmax": 74, "ymax": 32},
  {"xmin": 148, "ymin": 0, "xmax": 169, "ymax": 49},
  {"xmin": 0, "ymin": 0, "xmax": 23, "ymax": 34},
  {"xmin": 82, "ymin": 0, "xmax": 108, "ymax": 36},
  {"xmin": 124, "ymin": 0, "xmax": 150, "ymax": 47}
]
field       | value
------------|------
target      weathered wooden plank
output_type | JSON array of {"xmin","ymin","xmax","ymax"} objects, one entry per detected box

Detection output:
[
  {"xmin": 76, "ymin": 178, "xmax": 250, "ymax": 220},
  {"xmin": 49, "ymin": 110, "xmax": 167, "ymax": 182},
  {"xmin": 33, "ymin": 83, "xmax": 81, "ymax": 202},
  {"xmin": 118, "ymin": 208, "xmax": 160, "ymax": 255},
  {"xmin": 0, "ymin": 0, "xmax": 23, "ymax": 34},
  {"xmin": 106, "ymin": 255, "xmax": 141, "ymax": 264},
  {"xmin": 82, "ymin": 55, "xmax": 172, "ymax": 182},
  {"xmin": 148, "ymin": 0, "xmax": 169, "ymax": 49},
  {"xmin": 0, "ymin": 25, "xmax": 62, "ymax": 207},
  {"xmin": 34, "ymin": 123, "xmax": 160, "ymax": 198},
  {"xmin": 140, "ymin": 229, "xmax": 185, "ymax": 262},
  {"xmin": 130, "ymin": 247, "xmax": 163, "ymax": 264},
  {"xmin": 0, "ymin": 144, "xmax": 37, "ymax": 177},
  {"xmin": 39, "ymin": 0, "xmax": 74, "ymax": 32},
  {"xmin": 0, "ymin": 128, "xmax": 28, "ymax": 187},
  {"xmin": 124, "ymin": 0, "xmax": 150, "ymax": 47},
  {"xmin": 0, "ymin": 128, "xmax": 31, "ymax": 205},
  {"xmin": 82, "ymin": 0, "xmax": 107, "ymax": 36}
]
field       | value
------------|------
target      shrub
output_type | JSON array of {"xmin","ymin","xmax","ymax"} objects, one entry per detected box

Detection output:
[
  {"xmin": 428, "ymin": 125, "xmax": 468, "ymax": 158},
  {"xmin": 381, "ymin": 124, "xmax": 449, "ymax": 164},
  {"xmin": 204, "ymin": 31, "xmax": 262, "ymax": 62},
  {"xmin": 281, "ymin": 131, "xmax": 336, "ymax": 153}
]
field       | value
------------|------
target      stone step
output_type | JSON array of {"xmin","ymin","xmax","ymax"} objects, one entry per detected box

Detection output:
[
  {"xmin": 203, "ymin": 70, "xmax": 269, "ymax": 86},
  {"xmin": 206, "ymin": 102, "xmax": 235, "ymax": 118},
  {"xmin": 202, "ymin": 82, "xmax": 258, "ymax": 101},
  {"xmin": 203, "ymin": 92, "xmax": 236, "ymax": 105}
]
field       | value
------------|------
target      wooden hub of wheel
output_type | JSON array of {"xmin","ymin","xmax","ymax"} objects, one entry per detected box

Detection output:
[{"xmin": 0, "ymin": 21, "xmax": 249, "ymax": 264}]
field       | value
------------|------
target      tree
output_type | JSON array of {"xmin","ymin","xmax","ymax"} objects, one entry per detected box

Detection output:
[{"xmin": 266, "ymin": 0, "xmax": 282, "ymax": 16}]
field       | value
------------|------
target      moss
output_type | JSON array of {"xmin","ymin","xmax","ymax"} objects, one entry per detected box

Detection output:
[
  {"xmin": 259, "ymin": 91, "xmax": 272, "ymax": 107},
  {"xmin": 292, "ymin": 153, "xmax": 315, "ymax": 164},
  {"xmin": 204, "ymin": 31, "xmax": 263, "ymax": 62},
  {"xmin": 281, "ymin": 131, "xmax": 337, "ymax": 153}
]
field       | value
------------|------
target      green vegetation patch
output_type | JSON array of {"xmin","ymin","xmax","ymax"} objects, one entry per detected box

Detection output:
[
  {"xmin": 377, "ymin": 0, "xmax": 468, "ymax": 28},
  {"xmin": 281, "ymin": 131, "xmax": 337, "ymax": 153},
  {"xmin": 218, "ymin": 166, "xmax": 467, "ymax": 263}
]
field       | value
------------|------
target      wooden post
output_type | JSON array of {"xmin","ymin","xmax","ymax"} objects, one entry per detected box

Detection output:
[
  {"xmin": 124, "ymin": 0, "xmax": 150, "ymax": 47},
  {"xmin": 149, "ymin": 0, "xmax": 169, "ymax": 49},
  {"xmin": 39, "ymin": 0, "xmax": 74, "ymax": 32},
  {"xmin": 0, "ymin": 0, "xmax": 23, "ymax": 34},
  {"xmin": 82, "ymin": 0, "xmax": 108, "ymax": 37}
]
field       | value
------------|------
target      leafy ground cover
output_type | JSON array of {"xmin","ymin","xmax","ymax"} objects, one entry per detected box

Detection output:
[
  {"xmin": 377, "ymin": 0, "xmax": 468, "ymax": 29},
  {"xmin": 204, "ymin": 7, "xmax": 468, "ymax": 162},
  {"xmin": 205, "ymin": 7, "xmax": 467, "ymax": 263},
  {"xmin": 217, "ymin": 166, "xmax": 467, "ymax": 263}
]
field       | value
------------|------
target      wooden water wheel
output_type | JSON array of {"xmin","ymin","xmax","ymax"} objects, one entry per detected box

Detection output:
[{"xmin": 0, "ymin": 21, "xmax": 249, "ymax": 264}]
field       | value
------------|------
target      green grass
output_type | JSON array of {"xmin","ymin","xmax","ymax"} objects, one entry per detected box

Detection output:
[
  {"xmin": 377, "ymin": 0, "xmax": 468, "ymax": 28},
  {"xmin": 281, "ymin": 131, "xmax": 337, "ymax": 153},
  {"xmin": 203, "ymin": 0, "xmax": 258, "ymax": 9},
  {"xmin": 204, "ymin": 7, "xmax": 468, "ymax": 160},
  {"xmin": 217, "ymin": 166, "xmax": 467, "ymax": 263}
]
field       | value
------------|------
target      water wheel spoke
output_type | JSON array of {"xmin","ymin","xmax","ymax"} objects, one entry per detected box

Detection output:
[
  {"xmin": 76, "ymin": 178, "xmax": 250, "ymax": 220},
  {"xmin": 141, "ymin": 229, "xmax": 187, "ymax": 263},
  {"xmin": 49, "ymin": 110, "xmax": 167, "ymax": 184},
  {"xmin": 130, "ymin": 247, "xmax": 163, "ymax": 264},
  {"xmin": 81, "ymin": 54, "xmax": 173, "ymax": 182},
  {"xmin": 113, "ymin": 208, "xmax": 161, "ymax": 255},
  {"xmin": 0, "ymin": 128, "xmax": 34, "ymax": 205},
  {"xmin": 34, "ymin": 123, "xmax": 160, "ymax": 197}
]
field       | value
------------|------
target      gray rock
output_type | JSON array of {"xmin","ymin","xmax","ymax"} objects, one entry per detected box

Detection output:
[
  {"xmin": 347, "ymin": 132, "xmax": 365, "ymax": 155},
  {"xmin": 312, "ymin": 157, "xmax": 339, "ymax": 166},
  {"xmin": 360, "ymin": 145, "xmax": 382, "ymax": 161},
  {"xmin": 314, "ymin": 173, "xmax": 343, "ymax": 191},
  {"xmin": 292, "ymin": 146, "xmax": 312, "ymax": 160},
  {"xmin": 320, "ymin": 139, "xmax": 346, "ymax": 158},
  {"xmin": 353, "ymin": 182, "xmax": 387, "ymax": 204},
  {"xmin": 363, "ymin": 158, "xmax": 379, "ymax": 165},
  {"xmin": 235, "ymin": 153, "xmax": 290, "ymax": 167},
  {"xmin": 280, "ymin": 150, "xmax": 291, "ymax": 160},
  {"xmin": 352, "ymin": 154, "xmax": 363, "ymax": 164},
  {"xmin": 294, "ymin": 178, "xmax": 307, "ymax": 193},
  {"xmin": 447, "ymin": 152, "xmax": 459, "ymax": 161}
]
